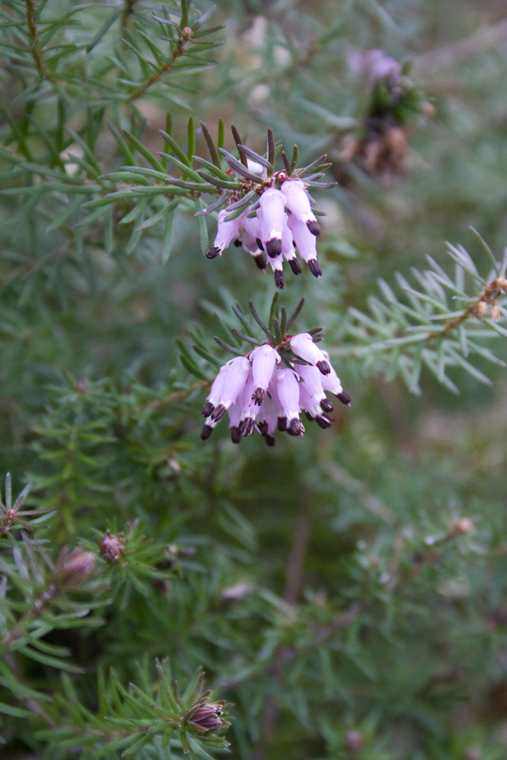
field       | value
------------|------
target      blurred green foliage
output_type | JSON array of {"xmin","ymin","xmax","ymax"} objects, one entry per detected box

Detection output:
[{"xmin": 1, "ymin": 0, "xmax": 507, "ymax": 759}]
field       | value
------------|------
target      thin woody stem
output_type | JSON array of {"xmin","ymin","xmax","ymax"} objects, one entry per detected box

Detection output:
[
  {"xmin": 128, "ymin": 28, "xmax": 192, "ymax": 101},
  {"xmin": 425, "ymin": 302, "xmax": 479, "ymax": 341},
  {"xmin": 24, "ymin": 0, "xmax": 57, "ymax": 83},
  {"xmin": 425, "ymin": 276, "xmax": 507, "ymax": 341}
]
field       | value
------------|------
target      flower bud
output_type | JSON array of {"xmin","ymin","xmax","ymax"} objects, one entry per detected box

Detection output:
[
  {"xmin": 189, "ymin": 701, "xmax": 228, "ymax": 733},
  {"xmin": 449, "ymin": 518, "xmax": 474, "ymax": 536},
  {"xmin": 99, "ymin": 530, "xmax": 125, "ymax": 563},
  {"xmin": 53, "ymin": 547, "xmax": 96, "ymax": 590}
]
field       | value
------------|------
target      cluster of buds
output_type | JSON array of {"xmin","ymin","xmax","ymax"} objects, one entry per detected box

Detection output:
[
  {"xmin": 196, "ymin": 127, "xmax": 334, "ymax": 288},
  {"xmin": 199, "ymin": 298, "xmax": 350, "ymax": 446}
]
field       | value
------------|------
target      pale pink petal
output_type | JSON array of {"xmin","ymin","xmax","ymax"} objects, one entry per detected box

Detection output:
[
  {"xmin": 275, "ymin": 368, "xmax": 305, "ymax": 436},
  {"xmin": 281, "ymin": 218, "xmax": 301, "ymax": 275},
  {"xmin": 256, "ymin": 391, "xmax": 278, "ymax": 446},
  {"xmin": 251, "ymin": 345, "xmax": 280, "ymax": 405},
  {"xmin": 203, "ymin": 368, "xmax": 226, "ymax": 417},
  {"xmin": 296, "ymin": 363, "xmax": 332, "ymax": 411},
  {"xmin": 287, "ymin": 215, "xmax": 321, "ymax": 278},
  {"xmin": 290, "ymin": 333, "xmax": 330, "ymax": 375},
  {"xmin": 241, "ymin": 209, "xmax": 261, "ymax": 244},
  {"xmin": 281, "ymin": 179, "xmax": 320, "ymax": 235},
  {"xmin": 206, "ymin": 209, "xmax": 242, "ymax": 259},
  {"xmin": 239, "ymin": 376, "xmax": 261, "ymax": 436},
  {"xmin": 209, "ymin": 356, "xmax": 251, "ymax": 422},
  {"xmin": 227, "ymin": 397, "xmax": 244, "ymax": 444},
  {"xmin": 258, "ymin": 188, "xmax": 285, "ymax": 258},
  {"xmin": 320, "ymin": 351, "xmax": 350, "ymax": 404}
]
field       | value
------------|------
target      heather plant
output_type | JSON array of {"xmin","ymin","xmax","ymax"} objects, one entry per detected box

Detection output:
[{"xmin": 1, "ymin": 1, "xmax": 507, "ymax": 759}]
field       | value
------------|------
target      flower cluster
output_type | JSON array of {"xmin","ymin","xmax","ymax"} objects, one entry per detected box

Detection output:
[
  {"xmin": 207, "ymin": 178, "xmax": 322, "ymax": 289},
  {"xmin": 201, "ymin": 332, "xmax": 350, "ymax": 446}
]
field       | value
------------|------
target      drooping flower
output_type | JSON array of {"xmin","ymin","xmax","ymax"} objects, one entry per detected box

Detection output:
[
  {"xmin": 281, "ymin": 179, "xmax": 321, "ymax": 235},
  {"xmin": 258, "ymin": 188, "xmax": 285, "ymax": 258},
  {"xmin": 275, "ymin": 368, "xmax": 305, "ymax": 436},
  {"xmin": 320, "ymin": 350, "xmax": 351, "ymax": 406},
  {"xmin": 200, "ymin": 331, "xmax": 349, "ymax": 446},
  {"xmin": 206, "ymin": 209, "xmax": 242, "ymax": 259},
  {"xmin": 251, "ymin": 344, "xmax": 280, "ymax": 405},
  {"xmin": 297, "ymin": 363, "xmax": 335, "ymax": 428},
  {"xmin": 202, "ymin": 356, "xmax": 250, "ymax": 422},
  {"xmin": 287, "ymin": 214, "xmax": 321, "ymax": 278},
  {"xmin": 290, "ymin": 333, "xmax": 330, "ymax": 374}
]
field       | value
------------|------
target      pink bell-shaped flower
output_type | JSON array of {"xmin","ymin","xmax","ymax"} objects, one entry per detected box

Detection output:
[
  {"xmin": 320, "ymin": 350, "xmax": 351, "ymax": 405},
  {"xmin": 251, "ymin": 345, "xmax": 280, "ymax": 405},
  {"xmin": 202, "ymin": 356, "xmax": 251, "ymax": 422},
  {"xmin": 281, "ymin": 218, "xmax": 301, "ymax": 276},
  {"xmin": 227, "ymin": 396, "xmax": 244, "ymax": 444},
  {"xmin": 281, "ymin": 179, "xmax": 320, "ymax": 235},
  {"xmin": 239, "ymin": 211, "xmax": 266, "ymax": 270},
  {"xmin": 287, "ymin": 214, "xmax": 321, "ymax": 278},
  {"xmin": 290, "ymin": 333, "xmax": 330, "ymax": 375},
  {"xmin": 258, "ymin": 188, "xmax": 286, "ymax": 258},
  {"xmin": 296, "ymin": 363, "xmax": 333, "ymax": 412},
  {"xmin": 255, "ymin": 388, "xmax": 278, "ymax": 447},
  {"xmin": 202, "ymin": 367, "xmax": 226, "ymax": 418},
  {"xmin": 297, "ymin": 377, "xmax": 334, "ymax": 429},
  {"xmin": 238, "ymin": 376, "xmax": 261, "ymax": 437},
  {"xmin": 275, "ymin": 368, "xmax": 305, "ymax": 436},
  {"xmin": 206, "ymin": 209, "xmax": 242, "ymax": 259}
]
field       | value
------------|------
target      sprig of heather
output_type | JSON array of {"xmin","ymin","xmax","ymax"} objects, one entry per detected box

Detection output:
[
  {"xmin": 198, "ymin": 127, "xmax": 336, "ymax": 287},
  {"xmin": 197, "ymin": 298, "xmax": 350, "ymax": 445}
]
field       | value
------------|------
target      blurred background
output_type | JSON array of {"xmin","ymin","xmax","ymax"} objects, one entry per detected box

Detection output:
[{"xmin": 2, "ymin": 0, "xmax": 507, "ymax": 758}]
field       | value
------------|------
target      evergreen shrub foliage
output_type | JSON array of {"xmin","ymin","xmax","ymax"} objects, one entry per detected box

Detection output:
[{"xmin": 1, "ymin": 0, "xmax": 507, "ymax": 758}]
